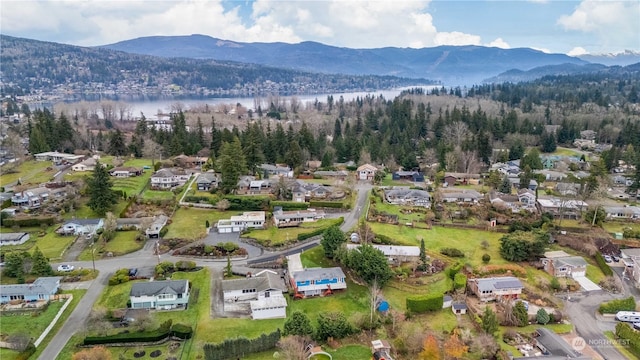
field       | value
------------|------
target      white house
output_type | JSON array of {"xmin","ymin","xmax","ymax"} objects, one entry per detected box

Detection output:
[
  {"xmin": 441, "ymin": 189, "xmax": 482, "ymax": 203},
  {"xmin": 603, "ymin": 206, "xmax": 640, "ymax": 220},
  {"xmin": 468, "ymin": 277, "xmax": 523, "ymax": 302},
  {"xmin": 259, "ymin": 164, "xmax": 293, "ymax": 178},
  {"xmin": 129, "ymin": 280, "xmax": 190, "ymax": 310},
  {"xmin": 109, "ymin": 166, "xmax": 143, "ymax": 177},
  {"xmin": 0, "ymin": 232, "xmax": 30, "ymax": 246},
  {"xmin": 356, "ymin": 164, "xmax": 378, "ymax": 181},
  {"xmin": 58, "ymin": 218, "xmax": 104, "ymax": 236},
  {"xmin": 71, "ymin": 158, "xmax": 98, "ymax": 172},
  {"xmin": 541, "ymin": 251, "xmax": 587, "ymax": 278},
  {"xmin": 150, "ymin": 168, "xmax": 190, "ymax": 190},
  {"xmin": 222, "ymin": 270, "xmax": 288, "ymax": 320},
  {"xmin": 34, "ymin": 151, "xmax": 83, "ymax": 163},
  {"xmin": 345, "ymin": 243, "xmax": 420, "ymax": 263},
  {"xmin": 384, "ymin": 188, "xmax": 431, "ymax": 207},
  {"xmin": 272, "ymin": 208, "xmax": 325, "ymax": 228},
  {"xmin": 216, "ymin": 211, "xmax": 266, "ymax": 233},
  {"xmin": 11, "ymin": 187, "xmax": 50, "ymax": 210}
]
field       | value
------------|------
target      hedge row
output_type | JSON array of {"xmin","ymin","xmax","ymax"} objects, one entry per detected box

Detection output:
[
  {"xmin": 595, "ymin": 253, "xmax": 614, "ymax": 276},
  {"xmin": 84, "ymin": 329, "xmax": 170, "ymax": 345},
  {"xmin": 615, "ymin": 322, "xmax": 640, "ymax": 358},
  {"xmin": 224, "ymin": 196, "xmax": 271, "ymax": 211},
  {"xmin": 203, "ymin": 329, "xmax": 281, "ymax": 360},
  {"xmin": 309, "ymin": 200, "xmax": 346, "ymax": 209},
  {"xmin": 406, "ymin": 294, "xmax": 443, "ymax": 313},
  {"xmin": 599, "ymin": 296, "xmax": 636, "ymax": 314},
  {"xmin": 184, "ymin": 195, "xmax": 215, "ymax": 204},
  {"xmin": 2, "ymin": 216, "xmax": 56, "ymax": 227},
  {"xmin": 296, "ymin": 217, "xmax": 344, "ymax": 241},
  {"xmin": 453, "ymin": 273, "xmax": 467, "ymax": 290},
  {"xmin": 271, "ymin": 201, "xmax": 310, "ymax": 211}
]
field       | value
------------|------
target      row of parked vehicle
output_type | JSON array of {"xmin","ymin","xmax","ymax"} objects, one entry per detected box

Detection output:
[{"xmin": 603, "ymin": 254, "xmax": 620, "ymax": 263}]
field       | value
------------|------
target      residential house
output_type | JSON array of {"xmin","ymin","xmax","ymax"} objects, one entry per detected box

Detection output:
[
  {"xmin": 452, "ymin": 303, "xmax": 468, "ymax": 315},
  {"xmin": 507, "ymin": 176, "xmax": 538, "ymax": 191},
  {"xmin": 272, "ymin": 208, "xmax": 325, "ymax": 228},
  {"xmin": 0, "ymin": 232, "xmax": 30, "ymax": 246},
  {"xmin": 150, "ymin": 168, "xmax": 190, "ymax": 190},
  {"xmin": 34, "ymin": 151, "xmax": 83, "ymax": 163},
  {"xmin": 384, "ymin": 188, "xmax": 431, "ymax": 207},
  {"xmin": 0, "ymin": 277, "xmax": 62, "ymax": 304},
  {"xmin": 196, "ymin": 172, "xmax": 219, "ymax": 191},
  {"xmin": 517, "ymin": 189, "xmax": 537, "ymax": 210},
  {"xmin": 109, "ymin": 166, "xmax": 143, "ymax": 177},
  {"xmin": 555, "ymin": 183, "xmax": 580, "ymax": 197},
  {"xmin": 580, "ymin": 130, "xmax": 597, "ymax": 140},
  {"xmin": 535, "ymin": 170, "xmax": 567, "ymax": 182},
  {"xmin": 222, "ymin": 270, "xmax": 288, "ymax": 320},
  {"xmin": 129, "ymin": 279, "xmax": 190, "ymax": 310},
  {"xmin": 11, "ymin": 187, "xmax": 50, "ymax": 209},
  {"xmin": 536, "ymin": 198, "xmax": 588, "ymax": 219},
  {"xmin": 287, "ymin": 253, "xmax": 347, "ymax": 297},
  {"xmin": 541, "ymin": 251, "xmax": 587, "ymax": 278},
  {"xmin": 489, "ymin": 191, "xmax": 522, "ymax": 213},
  {"xmin": 612, "ymin": 175, "xmax": 633, "ymax": 187},
  {"xmin": 71, "ymin": 157, "xmax": 98, "ymax": 172},
  {"xmin": 146, "ymin": 215, "xmax": 169, "ymax": 238},
  {"xmin": 514, "ymin": 328, "xmax": 591, "ymax": 360},
  {"xmin": 216, "ymin": 211, "xmax": 266, "ymax": 233},
  {"xmin": 392, "ymin": 171, "xmax": 424, "ymax": 182},
  {"xmin": 443, "ymin": 172, "xmax": 481, "ymax": 186},
  {"xmin": 172, "ymin": 155, "xmax": 207, "ymax": 168},
  {"xmin": 259, "ymin": 164, "xmax": 293, "ymax": 178},
  {"xmin": 236, "ymin": 176, "xmax": 273, "ymax": 195},
  {"xmin": 468, "ymin": 276, "xmax": 523, "ymax": 302},
  {"xmin": 356, "ymin": 164, "xmax": 378, "ymax": 181},
  {"xmin": 58, "ymin": 218, "xmax": 104, "ymax": 236},
  {"xmin": 345, "ymin": 244, "xmax": 420, "ymax": 264},
  {"xmin": 603, "ymin": 205, "xmax": 640, "ymax": 220},
  {"xmin": 440, "ymin": 189, "xmax": 482, "ymax": 203},
  {"xmin": 289, "ymin": 180, "xmax": 339, "ymax": 202}
]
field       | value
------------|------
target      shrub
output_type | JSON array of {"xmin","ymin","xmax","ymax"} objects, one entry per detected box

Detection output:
[
  {"xmin": 446, "ymin": 261, "xmax": 464, "ymax": 280},
  {"xmin": 203, "ymin": 329, "xmax": 281, "ymax": 359},
  {"xmin": 482, "ymin": 254, "xmax": 491, "ymax": 263},
  {"xmin": 309, "ymin": 200, "xmax": 345, "ymax": 209},
  {"xmin": 171, "ymin": 323, "xmax": 193, "ymax": 339},
  {"xmin": 1, "ymin": 216, "xmax": 55, "ymax": 228},
  {"xmin": 406, "ymin": 294, "xmax": 444, "ymax": 313},
  {"xmin": 158, "ymin": 226, "xmax": 168, "ymax": 238},
  {"xmin": 599, "ymin": 296, "xmax": 636, "ymax": 314},
  {"xmin": 175, "ymin": 260, "xmax": 196, "ymax": 271},
  {"xmin": 615, "ymin": 322, "xmax": 640, "ymax": 358},
  {"xmin": 271, "ymin": 201, "xmax": 310, "ymax": 210},
  {"xmin": 84, "ymin": 329, "xmax": 170, "ymax": 345},
  {"xmin": 440, "ymin": 248, "xmax": 465, "ymax": 257},
  {"xmin": 224, "ymin": 196, "xmax": 271, "ymax": 211},
  {"xmin": 108, "ymin": 269, "xmax": 131, "ymax": 285},
  {"xmin": 453, "ymin": 273, "xmax": 467, "ymax": 290},
  {"xmin": 155, "ymin": 261, "xmax": 175, "ymax": 276},
  {"xmin": 595, "ymin": 252, "xmax": 614, "ymax": 276}
]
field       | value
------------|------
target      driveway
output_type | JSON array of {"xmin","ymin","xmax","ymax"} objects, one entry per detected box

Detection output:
[{"xmin": 573, "ymin": 275, "xmax": 602, "ymax": 292}]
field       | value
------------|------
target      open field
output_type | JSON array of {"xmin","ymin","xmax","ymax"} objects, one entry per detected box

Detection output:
[
  {"xmin": 0, "ymin": 160, "xmax": 57, "ymax": 187},
  {"xmin": 0, "ymin": 226, "xmax": 76, "ymax": 261},
  {"xmin": 164, "ymin": 208, "xmax": 235, "ymax": 240},
  {"xmin": 245, "ymin": 218, "xmax": 342, "ymax": 247},
  {"xmin": 1, "ymin": 289, "xmax": 85, "ymax": 360},
  {"xmin": 368, "ymin": 222, "xmax": 507, "ymax": 267},
  {"xmin": 63, "ymin": 198, "xmax": 129, "ymax": 220},
  {"xmin": 78, "ymin": 231, "xmax": 142, "ymax": 260}
]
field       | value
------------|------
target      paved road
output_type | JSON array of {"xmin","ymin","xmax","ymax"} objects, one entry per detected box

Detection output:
[{"xmin": 39, "ymin": 183, "xmax": 373, "ymax": 359}]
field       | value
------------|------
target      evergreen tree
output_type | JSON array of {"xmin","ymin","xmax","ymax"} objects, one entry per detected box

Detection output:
[
  {"xmin": 28, "ymin": 126, "xmax": 49, "ymax": 154},
  {"xmin": 519, "ymin": 165, "xmax": 534, "ymax": 189},
  {"xmin": 285, "ymin": 140, "xmax": 303, "ymax": 170},
  {"xmin": 86, "ymin": 160, "xmax": 118, "ymax": 216},
  {"xmin": 541, "ymin": 130, "xmax": 557, "ymax": 153},
  {"xmin": 536, "ymin": 308, "xmax": 550, "ymax": 325},
  {"xmin": 217, "ymin": 137, "xmax": 247, "ymax": 194},
  {"xmin": 481, "ymin": 307, "xmax": 499, "ymax": 335},
  {"xmin": 508, "ymin": 141, "xmax": 524, "ymax": 160},
  {"xmin": 321, "ymin": 225, "xmax": 344, "ymax": 259},
  {"xmin": 243, "ymin": 123, "xmax": 264, "ymax": 174},
  {"xmin": 499, "ymin": 175, "xmax": 512, "ymax": 194},
  {"xmin": 31, "ymin": 247, "xmax": 53, "ymax": 276},
  {"xmin": 513, "ymin": 301, "xmax": 529, "ymax": 327},
  {"xmin": 108, "ymin": 129, "xmax": 127, "ymax": 156},
  {"xmin": 283, "ymin": 311, "xmax": 314, "ymax": 337}
]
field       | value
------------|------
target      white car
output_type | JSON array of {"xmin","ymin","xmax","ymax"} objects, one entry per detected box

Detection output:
[{"xmin": 57, "ymin": 264, "xmax": 75, "ymax": 272}]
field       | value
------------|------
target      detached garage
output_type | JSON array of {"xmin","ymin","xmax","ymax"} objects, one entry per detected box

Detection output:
[{"xmin": 250, "ymin": 293, "xmax": 288, "ymax": 320}]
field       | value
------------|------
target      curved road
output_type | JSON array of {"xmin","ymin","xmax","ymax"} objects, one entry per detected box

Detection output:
[{"xmin": 39, "ymin": 183, "xmax": 372, "ymax": 359}]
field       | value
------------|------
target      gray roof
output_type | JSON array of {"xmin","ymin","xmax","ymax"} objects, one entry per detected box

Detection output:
[
  {"xmin": 196, "ymin": 172, "xmax": 218, "ymax": 183},
  {"xmin": 384, "ymin": 189, "xmax": 431, "ymax": 200},
  {"xmin": 0, "ymin": 277, "xmax": 62, "ymax": 297},
  {"xmin": 474, "ymin": 277, "xmax": 523, "ymax": 292},
  {"xmin": 64, "ymin": 218, "xmax": 102, "ymax": 226},
  {"xmin": 222, "ymin": 272, "xmax": 287, "ymax": 293},
  {"xmin": 130, "ymin": 280, "xmax": 188, "ymax": 297},
  {"xmin": 452, "ymin": 303, "xmax": 467, "ymax": 310},
  {"xmin": 293, "ymin": 267, "xmax": 346, "ymax": 283},
  {"xmin": 0, "ymin": 232, "xmax": 28, "ymax": 242},
  {"xmin": 553, "ymin": 256, "xmax": 587, "ymax": 268}
]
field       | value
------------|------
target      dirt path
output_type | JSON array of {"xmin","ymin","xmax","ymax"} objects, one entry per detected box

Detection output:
[
  {"xmin": 210, "ymin": 267, "xmax": 225, "ymax": 318},
  {"xmin": 62, "ymin": 235, "xmax": 86, "ymax": 262}
]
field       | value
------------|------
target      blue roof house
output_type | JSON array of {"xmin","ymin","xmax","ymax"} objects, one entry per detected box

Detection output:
[{"xmin": 0, "ymin": 277, "xmax": 62, "ymax": 304}]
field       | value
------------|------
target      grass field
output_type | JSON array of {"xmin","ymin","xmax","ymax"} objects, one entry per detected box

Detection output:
[
  {"xmin": 368, "ymin": 222, "xmax": 507, "ymax": 267},
  {"xmin": 245, "ymin": 218, "xmax": 342, "ymax": 247},
  {"xmin": 0, "ymin": 160, "xmax": 57, "ymax": 186},
  {"xmin": 1, "ymin": 289, "xmax": 85, "ymax": 360},
  {"xmin": 164, "ymin": 208, "xmax": 235, "ymax": 240},
  {"xmin": 0, "ymin": 226, "xmax": 76, "ymax": 261},
  {"xmin": 78, "ymin": 231, "xmax": 142, "ymax": 260}
]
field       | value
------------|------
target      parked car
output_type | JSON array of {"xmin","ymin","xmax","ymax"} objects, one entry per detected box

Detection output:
[
  {"xmin": 128, "ymin": 268, "xmax": 138, "ymax": 277},
  {"xmin": 604, "ymin": 255, "xmax": 613, "ymax": 263},
  {"xmin": 634, "ymin": 322, "xmax": 640, "ymax": 331},
  {"xmin": 613, "ymin": 255, "xmax": 620, "ymax": 262},
  {"xmin": 57, "ymin": 264, "xmax": 75, "ymax": 272}
]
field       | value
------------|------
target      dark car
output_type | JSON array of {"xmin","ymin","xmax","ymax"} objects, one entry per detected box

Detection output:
[
  {"xmin": 128, "ymin": 268, "xmax": 138, "ymax": 277},
  {"xmin": 613, "ymin": 255, "xmax": 620, "ymax": 262}
]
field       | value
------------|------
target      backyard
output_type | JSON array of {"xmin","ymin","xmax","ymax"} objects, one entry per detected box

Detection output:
[
  {"xmin": 0, "ymin": 160, "xmax": 57, "ymax": 187},
  {"xmin": 164, "ymin": 208, "xmax": 236, "ymax": 240},
  {"xmin": 244, "ymin": 218, "xmax": 343, "ymax": 247},
  {"xmin": 78, "ymin": 230, "xmax": 143, "ymax": 260},
  {"xmin": 0, "ymin": 225, "xmax": 76, "ymax": 261}
]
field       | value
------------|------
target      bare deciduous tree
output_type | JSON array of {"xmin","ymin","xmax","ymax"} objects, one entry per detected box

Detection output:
[
  {"xmin": 277, "ymin": 335, "xmax": 308, "ymax": 360},
  {"xmin": 443, "ymin": 121, "xmax": 470, "ymax": 148}
]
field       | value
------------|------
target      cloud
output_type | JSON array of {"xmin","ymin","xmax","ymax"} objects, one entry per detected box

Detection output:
[
  {"xmin": 567, "ymin": 47, "xmax": 588, "ymax": 56},
  {"xmin": 487, "ymin": 38, "xmax": 510, "ymax": 49},
  {"xmin": 557, "ymin": 0, "xmax": 639, "ymax": 51},
  {"xmin": 0, "ymin": 0, "xmax": 487, "ymax": 49}
]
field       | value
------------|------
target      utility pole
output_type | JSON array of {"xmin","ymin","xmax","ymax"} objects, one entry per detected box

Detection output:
[{"xmin": 91, "ymin": 247, "xmax": 96, "ymax": 274}]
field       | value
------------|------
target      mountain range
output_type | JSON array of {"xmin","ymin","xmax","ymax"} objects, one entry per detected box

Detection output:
[{"xmin": 100, "ymin": 34, "xmax": 639, "ymax": 85}]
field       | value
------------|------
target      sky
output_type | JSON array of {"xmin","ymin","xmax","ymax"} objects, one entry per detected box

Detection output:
[{"xmin": 1, "ymin": 0, "xmax": 639, "ymax": 56}]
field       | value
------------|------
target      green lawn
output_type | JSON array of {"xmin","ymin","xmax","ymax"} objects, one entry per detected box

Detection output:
[
  {"xmin": 300, "ymin": 246, "xmax": 334, "ymax": 268},
  {"xmin": 78, "ymin": 231, "xmax": 143, "ymax": 260},
  {"xmin": 383, "ymin": 273, "xmax": 452, "ymax": 312},
  {"xmin": 0, "ymin": 160, "xmax": 56, "ymax": 186},
  {"xmin": 164, "ymin": 208, "xmax": 235, "ymax": 240},
  {"xmin": 551, "ymin": 147, "xmax": 583, "ymax": 158},
  {"xmin": 1, "ymin": 226, "xmax": 78, "ymax": 261},
  {"xmin": 245, "ymin": 218, "xmax": 341, "ymax": 247},
  {"xmin": 379, "ymin": 173, "xmax": 411, "ymax": 187},
  {"xmin": 603, "ymin": 221, "xmax": 640, "ymax": 234},
  {"xmin": 64, "ymin": 198, "xmax": 128, "ymax": 220},
  {"xmin": 1, "ymin": 290, "xmax": 85, "ymax": 360},
  {"xmin": 368, "ymin": 222, "xmax": 506, "ymax": 267}
]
